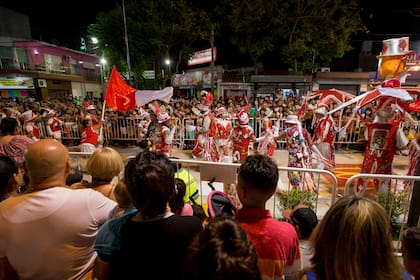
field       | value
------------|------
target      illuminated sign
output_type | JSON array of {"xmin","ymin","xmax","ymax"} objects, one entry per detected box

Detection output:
[
  {"xmin": 0, "ymin": 76, "xmax": 34, "ymax": 89},
  {"xmin": 188, "ymin": 48, "xmax": 217, "ymax": 66}
]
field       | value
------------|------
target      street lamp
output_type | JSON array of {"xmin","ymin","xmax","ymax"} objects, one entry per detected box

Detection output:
[{"xmin": 165, "ymin": 58, "xmax": 170, "ymax": 73}]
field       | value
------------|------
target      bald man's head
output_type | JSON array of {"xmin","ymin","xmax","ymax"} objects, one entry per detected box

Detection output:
[{"xmin": 24, "ymin": 139, "xmax": 71, "ymax": 188}]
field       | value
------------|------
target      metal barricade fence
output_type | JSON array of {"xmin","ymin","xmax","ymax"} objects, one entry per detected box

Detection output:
[
  {"xmin": 68, "ymin": 151, "xmax": 337, "ymax": 220},
  {"xmin": 344, "ymin": 173, "xmax": 420, "ymax": 251},
  {"xmin": 28, "ymin": 117, "xmax": 420, "ymax": 149}
]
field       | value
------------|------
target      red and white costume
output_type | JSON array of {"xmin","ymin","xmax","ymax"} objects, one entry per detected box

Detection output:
[
  {"xmin": 312, "ymin": 103, "xmax": 335, "ymax": 169},
  {"xmin": 80, "ymin": 127, "xmax": 98, "ymax": 153},
  {"xmin": 277, "ymin": 115, "xmax": 315, "ymax": 191},
  {"xmin": 192, "ymin": 91, "xmax": 220, "ymax": 162},
  {"xmin": 46, "ymin": 110, "xmax": 63, "ymax": 141},
  {"xmin": 148, "ymin": 101, "xmax": 176, "ymax": 157},
  {"xmin": 232, "ymin": 106, "xmax": 255, "ymax": 162},
  {"xmin": 256, "ymin": 118, "xmax": 277, "ymax": 157},
  {"xmin": 357, "ymin": 98, "xmax": 408, "ymax": 193},
  {"xmin": 21, "ymin": 110, "xmax": 40, "ymax": 142},
  {"xmin": 215, "ymin": 107, "xmax": 232, "ymax": 162}
]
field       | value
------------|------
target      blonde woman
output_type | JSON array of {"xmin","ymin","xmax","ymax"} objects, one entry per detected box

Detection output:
[
  {"xmin": 71, "ymin": 147, "xmax": 124, "ymax": 201},
  {"xmin": 301, "ymin": 195, "xmax": 411, "ymax": 280}
]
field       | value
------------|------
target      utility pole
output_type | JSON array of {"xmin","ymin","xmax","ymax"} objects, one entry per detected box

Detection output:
[
  {"xmin": 122, "ymin": 0, "xmax": 132, "ymax": 85},
  {"xmin": 210, "ymin": 25, "xmax": 215, "ymax": 95}
]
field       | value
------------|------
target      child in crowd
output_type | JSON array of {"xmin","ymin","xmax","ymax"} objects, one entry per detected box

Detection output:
[
  {"xmin": 79, "ymin": 118, "xmax": 99, "ymax": 153},
  {"xmin": 401, "ymin": 226, "xmax": 420, "ymax": 280},
  {"xmin": 283, "ymin": 204, "xmax": 318, "ymax": 269},
  {"xmin": 183, "ymin": 216, "xmax": 261, "ymax": 280}
]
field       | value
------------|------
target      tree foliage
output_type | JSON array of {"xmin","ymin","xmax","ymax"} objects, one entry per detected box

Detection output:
[
  {"xmin": 88, "ymin": 0, "xmax": 366, "ymax": 87},
  {"xmin": 278, "ymin": 0, "xmax": 366, "ymax": 74}
]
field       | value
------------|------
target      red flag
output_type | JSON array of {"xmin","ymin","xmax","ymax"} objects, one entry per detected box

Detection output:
[{"xmin": 105, "ymin": 66, "xmax": 137, "ymax": 110}]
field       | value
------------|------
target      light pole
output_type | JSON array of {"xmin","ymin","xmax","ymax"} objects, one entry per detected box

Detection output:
[
  {"xmin": 122, "ymin": 0, "xmax": 132, "ymax": 85},
  {"xmin": 165, "ymin": 58, "xmax": 171, "ymax": 76}
]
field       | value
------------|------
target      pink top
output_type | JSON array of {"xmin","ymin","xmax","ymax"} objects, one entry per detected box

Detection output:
[{"xmin": 180, "ymin": 203, "xmax": 193, "ymax": 216}]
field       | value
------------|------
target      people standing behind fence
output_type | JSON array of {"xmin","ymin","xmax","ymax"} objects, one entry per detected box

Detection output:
[
  {"xmin": 79, "ymin": 118, "xmax": 99, "ymax": 153},
  {"xmin": 192, "ymin": 91, "xmax": 220, "ymax": 162},
  {"xmin": 401, "ymin": 226, "xmax": 420, "ymax": 280},
  {"xmin": 312, "ymin": 102, "xmax": 335, "ymax": 169},
  {"xmin": 232, "ymin": 105, "xmax": 256, "ymax": 163},
  {"xmin": 0, "ymin": 139, "xmax": 117, "ymax": 279},
  {"xmin": 183, "ymin": 216, "xmax": 262, "ymax": 280},
  {"xmin": 93, "ymin": 150, "xmax": 203, "ymax": 280},
  {"xmin": 46, "ymin": 109, "xmax": 63, "ymax": 142},
  {"xmin": 235, "ymin": 154, "xmax": 302, "ymax": 279},
  {"xmin": 215, "ymin": 106, "xmax": 233, "ymax": 162},
  {"xmin": 300, "ymin": 195, "xmax": 411, "ymax": 280},
  {"xmin": 276, "ymin": 115, "xmax": 316, "ymax": 191}
]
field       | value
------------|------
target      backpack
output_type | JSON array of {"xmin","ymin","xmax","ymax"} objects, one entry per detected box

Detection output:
[{"xmin": 207, "ymin": 190, "xmax": 236, "ymax": 218}]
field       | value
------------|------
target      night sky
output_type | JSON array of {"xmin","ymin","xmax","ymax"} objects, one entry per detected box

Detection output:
[
  {"xmin": 2, "ymin": 0, "xmax": 419, "ymax": 67},
  {"xmin": 1, "ymin": 0, "xmax": 117, "ymax": 49}
]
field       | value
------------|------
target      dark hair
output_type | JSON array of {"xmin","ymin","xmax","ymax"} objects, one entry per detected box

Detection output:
[
  {"xmin": 192, "ymin": 204, "xmax": 208, "ymax": 223},
  {"xmin": 0, "ymin": 117, "xmax": 18, "ymax": 136},
  {"xmin": 81, "ymin": 119, "xmax": 90, "ymax": 128},
  {"xmin": 0, "ymin": 155, "xmax": 19, "ymax": 195},
  {"xmin": 169, "ymin": 178, "xmax": 187, "ymax": 215},
  {"xmin": 184, "ymin": 216, "xmax": 261, "ymax": 280},
  {"xmin": 401, "ymin": 226, "xmax": 420, "ymax": 260},
  {"xmin": 124, "ymin": 150, "xmax": 175, "ymax": 218},
  {"xmin": 291, "ymin": 208, "xmax": 318, "ymax": 239},
  {"xmin": 66, "ymin": 166, "xmax": 83, "ymax": 186},
  {"xmin": 238, "ymin": 154, "xmax": 279, "ymax": 192}
]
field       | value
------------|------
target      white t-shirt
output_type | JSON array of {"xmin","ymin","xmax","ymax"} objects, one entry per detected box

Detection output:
[{"xmin": 0, "ymin": 187, "xmax": 117, "ymax": 279}]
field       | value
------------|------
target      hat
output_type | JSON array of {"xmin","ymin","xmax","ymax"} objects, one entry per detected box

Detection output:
[
  {"xmin": 237, "ymin": 105, "xmax": 250, "ymax": 125},
  {"xmin": 214, "ymin": 107, "xmax": 227, "ymax": 117},
  {"xmin": 377, "ymin": 37, "xmax": 410, "ymax": 58},
  {"xmin": 21, "ymin": 110, "xmax": 38, "ymax": 122},
  {"xmin": 314, "ymin": 103, "xmax": 328, "ymax": 116},
  {"xmin": 157, "ymin": 111, "xmax": 172, "ymax": 123},
  {"xmin": 86, "ymin": 105, "xmax": 96, "ymax": 111},
  {"xmin": 197, "ymin": 90, "xmax": 213, "ymax": 111},
  {"xmin": 148, "ymin": 101, "xmax": 172, "ymax": 123},
  {"xmin": 285, "ymin": 115, "xmax": 299, "ymax": 125}
]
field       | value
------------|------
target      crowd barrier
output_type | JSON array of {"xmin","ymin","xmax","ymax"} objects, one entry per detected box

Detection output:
[
  {"xmin": 30, "ymin": 116, "xmax": 420, "ymax": 150},
  {"xmin": 344, "ymin": 173, "xmax": 419, "ymax": 250},
  {"xmin": 68, "ymin": 151, "xmax": 337, "ymax": 218},
  {"xmin": 69, "ymin": 149, "xmax": 420, "ymax": 247}
]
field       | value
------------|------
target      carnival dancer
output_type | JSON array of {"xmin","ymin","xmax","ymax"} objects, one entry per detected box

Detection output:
[
  {"xmin": 255, "ymin": 117, "xmax": 277, "ymax": 157},
  {"xmin": 312, "ymin": 102, "xmax": 335, "ymax": 170},
  {"xmin": 215, "ymin": 106, "xmax": 232, "ymax": 162},
  {"xmin": 21, "ymin": 110, "xmax": 40, "ymax": 141},
  {"xmin": 46, "ymin": 109, "xmax": 63, "ymax": 142},
  {"xmin": 356, "ymin": 96, "xmax": 409, "ymax": 194},
  {"xmin": 276, "ymin": 115, "xmax": 316, "ymax": 191},
  {"xmin": 231, "ymin": 105, "xmax": 256, "ymax": 163},
  {"xmin": 192, "ymin": 91, "xmax": 220, "ymax": 162},
  {"xmin": 79, "ymin": 118, "xmax": 99, "ymax": 153},
  {"xmin": 148, "ymin": 101, "xmax": 176, "ymax": 157}
]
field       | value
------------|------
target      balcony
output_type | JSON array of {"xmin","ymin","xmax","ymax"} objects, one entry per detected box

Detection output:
[{"xmin": 0, "ymin": 57, "xmax": 101, "ymax": 81}]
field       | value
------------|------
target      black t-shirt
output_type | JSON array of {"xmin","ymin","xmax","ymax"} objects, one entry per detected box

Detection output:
[{"xmin": 112, "ymin": 214, "xmax": 203, "ymax": 280}]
